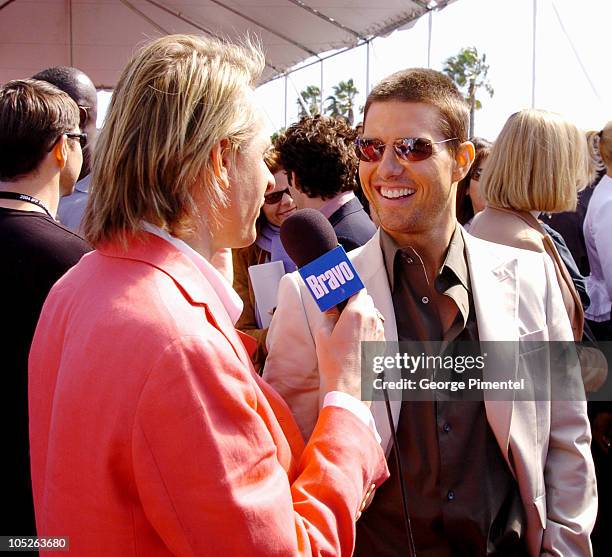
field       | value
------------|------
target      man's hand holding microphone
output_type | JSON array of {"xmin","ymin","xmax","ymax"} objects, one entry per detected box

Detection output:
[{"xmin": 280, "ymin": 208, "xmax": 385, "ymax": 407}]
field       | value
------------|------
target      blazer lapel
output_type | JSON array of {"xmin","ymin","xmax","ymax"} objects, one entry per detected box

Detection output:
[
  {"xmin": 99, "ymin": 233, "xmax": 253, "ymax": 370},
  {"xmin": 463, "ymin": 230, "xmax": 519, "ymax": 460},
  {"xmin": 351, "ymin": 231, "xmax": 401, "ymax": 455},
  {"xmin": 350, "ymin": 230, "xmax": 524, "ymax": 459},
  {"xmin": 327, "ymin": 197, "xmax": 363, "ymax": 226}
]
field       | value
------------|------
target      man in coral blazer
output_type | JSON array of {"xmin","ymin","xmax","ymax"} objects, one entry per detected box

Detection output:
[
  {"xmin": 265, "ymin": 68, "xmax": 596, "ymax": 556},
  {"xmin": 28, "ymin": 231, "xmax": 388, "ymax": 556}
]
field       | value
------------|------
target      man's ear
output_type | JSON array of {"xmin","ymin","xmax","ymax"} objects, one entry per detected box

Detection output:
[
  {"xmin": 290, "ymin": 171, "xmax": 302, "ymax": 192},
  {"xmin": 210, "ymin": 139, "xmax": 231, "ymax": 190},
  {"xmin": 52, "ymin": 135, "xmax": 68, "ymax": 169},
  {"xmin": 78, "ymin": 106, "xmax": 88, "ymax": 130},
  {"xmin": 452, "ymin": 140, "xmax": 475, "ymax": 182}
]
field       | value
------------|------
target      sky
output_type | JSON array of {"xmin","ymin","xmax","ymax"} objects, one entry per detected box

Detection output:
[
  {"xmin": 98, "ymin": 0, "xmax": 612, "ymax": 141},
  {"xmin": 252, "ymin": 0, "xmax": 612, "ymax": 141}
]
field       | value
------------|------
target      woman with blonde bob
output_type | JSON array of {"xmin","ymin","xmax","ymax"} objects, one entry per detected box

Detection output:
[
  {"xmin": 28, "ymin": 35, "xmax": 387, "ymax": 556},
  {"xmin": 469, "ymin": 109, "xmax": 590, "ymax": 341}
]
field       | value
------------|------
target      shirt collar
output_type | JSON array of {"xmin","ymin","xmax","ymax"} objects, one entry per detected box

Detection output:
[
  {"xmin": 142, "ymin": 223, "xmax": 243, "ymax": 324},
  {"xmin": 440, "ymin": 224, "xmax": 470, "ymax": 292},
  {"xmin": 379, "ymin": 223, "xmax": 470, "ymax": 294},
  {"xmin": 75, "ymin": 174, "xmax": 91, "ymax": 193},
  {"xmin": 318, "ymin": 190, "xmax": 356, "ymax": 219}
]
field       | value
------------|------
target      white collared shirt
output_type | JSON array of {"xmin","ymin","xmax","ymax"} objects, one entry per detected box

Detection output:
[{"xmin": 583, "ymin": 175, "xmax": 612, "ymax": 321}]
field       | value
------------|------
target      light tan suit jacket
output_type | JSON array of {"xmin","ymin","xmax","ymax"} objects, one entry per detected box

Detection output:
[
  {"xmin": 264, "ymin": 227, "xmax": 597, "ymax": 557},
  {"xmin": 469, "ymin": 206, "xmax": 584, "ymax": 340}
]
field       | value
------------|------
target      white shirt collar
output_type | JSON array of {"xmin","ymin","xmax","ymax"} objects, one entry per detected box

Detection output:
[{"xmin": 142, "ymin": 223, "xmax": 243, "ymax": 324}]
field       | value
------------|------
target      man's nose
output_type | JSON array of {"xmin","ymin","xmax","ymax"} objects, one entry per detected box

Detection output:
[
  {"xmin": 376, "ymin": 145, "xmax": 404, "ymax": 180},
  {"xmin": 280, "ymin": 191, "xmax": 293, "ymax": 206}
]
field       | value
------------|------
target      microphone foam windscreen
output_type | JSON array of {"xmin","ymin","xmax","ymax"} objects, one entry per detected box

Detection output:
[{"xmin": 280, "ymin": 208, "xmax": 338, "ymax": 268}]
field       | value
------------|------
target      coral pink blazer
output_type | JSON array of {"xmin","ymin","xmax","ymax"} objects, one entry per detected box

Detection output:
[{"xmin": 29, "ymin": 232, "xmax": 387, "ymax": 556}]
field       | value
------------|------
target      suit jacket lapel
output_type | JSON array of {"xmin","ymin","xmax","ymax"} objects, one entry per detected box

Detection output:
[
  {"xmin": 99, "ymin": 233, "xmax": 253, "ymax": 370},
  {"xmin": 350, "ymin": 229, "xmax": 524, "ymax": 459},
  {"xmin": 464, "ymin": 229, "xmax": 519, "ymax": 460},
  {"xmin": 351, "ymin": 231, "xmax": 401, "ymax": 455},
  {"xmin": 327, "ymin": 197, "xmax": 363, "ymax": 226}
]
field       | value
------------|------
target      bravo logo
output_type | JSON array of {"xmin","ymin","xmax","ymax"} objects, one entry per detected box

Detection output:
[
  {"xmin": 298, "ymin": 245, "xmax": 364, "ymax": 312},
  {"xmin": 305, "ymin": 262, "xmax": 355, "ymax": 299}
]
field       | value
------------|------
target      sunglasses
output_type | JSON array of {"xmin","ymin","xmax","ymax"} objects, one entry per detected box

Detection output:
[
  {"xmin": 264, "ymin": 188, "xmax": 290, "ymax": 205},
  {"xmin": 355, "ymin": 136, "xmax": 457, "ymax": 163},
  {"xmin": 471, "ymin": 167, "xmax": 483, "ymax": 182},
  {"xmin": 65, "ymin": 132, "xmax": 88, "ymax": 149}
]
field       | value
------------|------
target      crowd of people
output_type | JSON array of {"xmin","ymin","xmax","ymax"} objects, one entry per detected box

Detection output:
[{"xmin": 1, "ymin": 33, "xmax": 611, "ymax": 556}]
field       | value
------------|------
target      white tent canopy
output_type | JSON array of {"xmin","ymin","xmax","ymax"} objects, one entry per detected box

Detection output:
[{"xmin": 0, "ymin": 0, "xmax": 455, "ymax": 88}]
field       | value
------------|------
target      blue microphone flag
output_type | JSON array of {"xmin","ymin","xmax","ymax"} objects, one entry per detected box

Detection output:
[{"xmin": 298, "ymin": 245, "xmax": 364, "ymax": 312}]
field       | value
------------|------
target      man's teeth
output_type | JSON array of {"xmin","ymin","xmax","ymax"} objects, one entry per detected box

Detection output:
[{"xmin": 380, "ymin": 187, "xmax": 415, "ymax": 199}]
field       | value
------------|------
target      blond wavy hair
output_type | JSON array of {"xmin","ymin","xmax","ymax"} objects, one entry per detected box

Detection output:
[
  {"xmin": 482, "ymin": 109, "xmax": 589, "ymax": 213},
  {"xmin": 83, "ymin": 34, "xmax": 264, "ymax": 246}
]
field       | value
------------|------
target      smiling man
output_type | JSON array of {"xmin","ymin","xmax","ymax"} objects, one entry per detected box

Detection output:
[{"xmin": 265, "ymin": 68, "xmax": 596, "ymax": 556}]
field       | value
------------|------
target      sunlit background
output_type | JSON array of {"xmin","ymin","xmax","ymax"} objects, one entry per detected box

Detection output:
[{"xmin": 96, "ymin": 0, "xmax": 611, "ymax": 142}]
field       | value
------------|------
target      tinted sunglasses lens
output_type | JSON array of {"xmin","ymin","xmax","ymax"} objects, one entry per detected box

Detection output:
[
  {"xmin": 356, "ymin": 139, "xmax": 384, "ymax": 162},
  {"xmin": 395, "ymin": 138, "xmax": 433, "ymax": 162},
  {"xmin": 264, "ymin": 189, "xmax": 286, "ymax": 204}
]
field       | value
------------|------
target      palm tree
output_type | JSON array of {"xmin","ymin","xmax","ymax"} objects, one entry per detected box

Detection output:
[
  {"xmin": 324, "ymin": 95, "xmax": 341, "ymax": 118},
  {"xmin": 443, "ymin": 47, "xmax": 494, "ymax": 137},
  {"xmin": 326, "ymin": 79, "xmax": 359, "ymax": 125},
  {"xmin": 296, "ymin": 85, "xmax": 321, "ymax": 119}
]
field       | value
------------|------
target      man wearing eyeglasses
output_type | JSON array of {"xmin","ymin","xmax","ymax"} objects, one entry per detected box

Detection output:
[
  {"xmin": 275, "ymin": 114, "xmax": 376, "ymax": 252},
  {"xmin": 265, "ymin": 68, "xmax": 596, "ymax": 556},
  {"xmin": 0, "ymin": 79, "xmax": 91, "ymax": 538},
  {"xmin": 34, "ymin": 66, "xmax": 98, "ymax": 234}
]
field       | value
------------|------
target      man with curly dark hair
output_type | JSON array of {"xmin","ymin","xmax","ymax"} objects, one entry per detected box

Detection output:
[{"xmin": 276, "ymin": 115, "xmax": 375, "ymax": 251}]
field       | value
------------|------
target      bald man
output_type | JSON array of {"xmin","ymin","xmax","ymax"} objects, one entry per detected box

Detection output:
[{"xmin": 33, "ymin": 66, "xmax": 98, "ymax": 232}]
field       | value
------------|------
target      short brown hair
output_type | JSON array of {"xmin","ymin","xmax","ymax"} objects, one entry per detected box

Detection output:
[
  {"xmin": 482, "ymin": 109, "xmax": 589, "ymax": 213},
  {"xmin": 0, "ymin": 79, "xmax": 79, "ymax": 181},
  {"xmin": 364, "ymin": 68, "xmax": 469, "ymax": 147},
  {"xmin": 263, "ymin": 146, "xmax": 283, "ymax": 175},
  {"xmin": 598, "ymin": 121, "xmax": 612, "ymax": 167},
  {"xmin": 83, "ymin": 35, "xmax": 264, "ymax": 246},
  {"xmin": 276, "ymin": 115, "xmax": 358, "ymax": 200}
]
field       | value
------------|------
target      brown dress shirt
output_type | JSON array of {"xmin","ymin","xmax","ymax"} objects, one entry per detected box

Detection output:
[{"xmin": 355, "ymin": 225, "xmax": 526, "ymax": 557}]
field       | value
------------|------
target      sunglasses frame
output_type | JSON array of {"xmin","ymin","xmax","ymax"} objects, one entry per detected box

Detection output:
[
  {"xmin": 355, "ymin": 136, "xmax": 458, "ymax": 163},
  {"xmin": 65, "ymin": 132, "xmax": 88, "ymax": 149},
  {"xmin": 471, "ymin": 167, "xmax": 483, "ymax": 182},
  {"xmin": 264, "ymin": 188, "xmax": 290, "ymax": 205}
]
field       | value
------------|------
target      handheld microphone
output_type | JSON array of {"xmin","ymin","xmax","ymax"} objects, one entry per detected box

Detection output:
[
  {"xmin": 280, "ymin": 209, "xmax": 364, "ymax": 312},
  {"xmin": 281, "ymin": 208, "xmax": 417, "ymax": 557}
]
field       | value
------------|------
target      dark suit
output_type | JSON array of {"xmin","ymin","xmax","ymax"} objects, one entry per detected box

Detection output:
[{"xmin": 328, "ymin": 197, "xmax": 376, "ymax": 252}]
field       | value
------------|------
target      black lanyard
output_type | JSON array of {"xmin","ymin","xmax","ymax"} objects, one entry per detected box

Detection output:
[{"xmin": 0, "ymin": 191, "xmax": 54, "ymax": 219}]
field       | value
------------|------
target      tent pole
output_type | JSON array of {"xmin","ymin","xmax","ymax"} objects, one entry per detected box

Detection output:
[
  {"xmin": 320, "ymin": 61, "xmax": 324, "ymax": 114},
  {"xmin": 366, "ymin": 40, "xmax": 370, "ymax": 94},
  {"xmin": 427, "ymin": 10, "xmax": 433, "ymax": 68},
  {"xmin": 69, "ymin": 0, "xmax": 74, "ymax": 66},
  {"xmin": 284, "ymin": 75, "xmax": 288, "ymax": 129},
  {"xmin": 531, "ymin": 0, "xmax": 537, "ymax": 108},
  {"xmin": 0, "ymin": 0, "xmax": 18, "ymax": 12}
]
